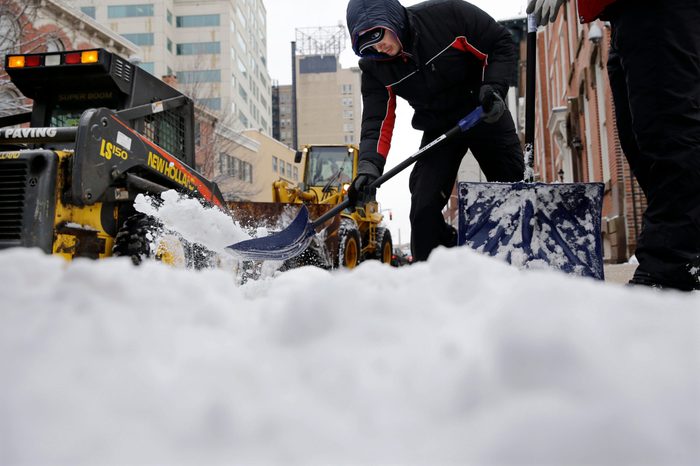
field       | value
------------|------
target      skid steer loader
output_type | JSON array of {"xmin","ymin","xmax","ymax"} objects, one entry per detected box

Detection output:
[
  {"xmin": 228, "ymin": 144, "xmax": 393, "ymax": 269},
  {"xmin": 0, "ymin": 48, "xmax": 227, "ymax": 267}
]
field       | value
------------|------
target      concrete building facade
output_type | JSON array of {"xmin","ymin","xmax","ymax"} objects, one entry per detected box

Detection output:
[
  {"xmin": 270, "ymin": 26, "xmax": 362, "ymax": 150},
  {"xmin": 71, "ymin": 0, "xmax": 271, "ymax": 135},
  {"xmin": 295, "ymin": 54, "xmax": 361, "ymax": 147}
]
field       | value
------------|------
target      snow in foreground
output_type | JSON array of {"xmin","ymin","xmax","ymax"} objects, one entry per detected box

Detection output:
[{"xmin": 1, "ymin": 246, "xmax": 699, "ymax": 466}]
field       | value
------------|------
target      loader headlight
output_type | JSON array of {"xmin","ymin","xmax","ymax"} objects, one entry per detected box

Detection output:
[{"xmin": 342, "ymin": 183, "xmax": 350, "ymax": 193}]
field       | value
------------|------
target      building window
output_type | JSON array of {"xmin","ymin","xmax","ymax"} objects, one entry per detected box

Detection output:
[
  {"xmin": 167, "ymin": 38, "xmax": 173, "ymax": 53},
  {"xmin": 238, "ymin": 84, "xmax": 248, "ymax": 102},
  {"xmin": 293, "ymin": 166, "xmax": 299, "ymax": 181},
  {"xmin": 80, "ymin": 6, "xmax": 96, "ymax": 18},
  {"xmin": 236, "ymin": 31, "xmax": 247, "ymax": 55},
  {"xmin": 197, "ymin": 98, "xmax": 221, "ymax": 110},
  {"xmin": 139, "ymin": 62, "xmax": 155, "ymax": 74},
  {"xmin": 286, "ymin": 162, "xmax": 292, "ymax": 177},
  {"xmin": 236, "ymin": 6, "xmax": 247, "ymax": 28},
  {"xmin": 272, "ymin": 156, "xmax": 278, "ymax": 172},
  {"xmin": 176, "ymin": 14, "xmax": 220, "ymax": 28},
  {"xmin": 176, "ymin": 42, "xmax": 221, "ymax": 55},
  {"xmin": 238, "ymin": 111, "xmax": 249, "ymax": 128},
  {"xmin": 342, "ymin": 84, "xmax": 352, "ymax": 94},
  {"xmin": 108, "ymin": 4, "xmax": 154, "ymax": 18},
  {"xmin": 121, "ymin": 33, "xmax": 154, "ymax": 46},
  {"xmin": 243, "ymin": 163, "xmax": 252, "ymax": 183},
  {"xmin": 219, "ymin": 154, "xmax": 252, "ymax": 183},
  {"xmin": 176, "ymin": 69, "xmax": 221, "ymax": 83},
  {"xmin": 342, "ymin": 97, "xmax": 353, "ymax": 107},
  {"xmin": 167, "ymin": 9, "xmax": 173, "ymax": 25},
  {"xmin": 237, "ymin": 57, "xmax": 248, "ymax": 79},
  {"xmin": 46, "ymin": 38, "xmax": 64, "ymax": 53}
]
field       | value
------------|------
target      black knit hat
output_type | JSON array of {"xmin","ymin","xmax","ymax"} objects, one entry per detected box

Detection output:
[{"xmin": 358, "ymin": 28, "xmax": 385, "ymax": 55}]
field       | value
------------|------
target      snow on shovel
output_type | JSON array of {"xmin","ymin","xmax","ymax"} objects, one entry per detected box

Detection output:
[{"xmin": 225, "ymin": 106, "xmax": 485, "ymax": 262}]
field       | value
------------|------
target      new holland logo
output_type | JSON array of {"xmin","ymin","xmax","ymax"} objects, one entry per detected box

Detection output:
[{"xmin": 2, "ymin": 128, "xmax": 58, "ymax": 138}]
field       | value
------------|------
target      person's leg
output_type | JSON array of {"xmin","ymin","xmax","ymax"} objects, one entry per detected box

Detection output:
[
  {"xmin": 613, "ymin": 0, "xmax": 700, "ymax": 290},
  {"xmin": 408, "ymin": 131, "xmax": 468, "ymax": 261},
  {"xmin": 467, "ymin": 111, "xmax": 524, "ymax": 182},
  {"xmin": 606, "ymin": 45, "xmax": 651, "ymax": 197}
]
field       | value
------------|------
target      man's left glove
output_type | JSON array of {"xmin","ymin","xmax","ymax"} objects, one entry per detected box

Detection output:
[
  {"xmin": 479, "ymin": 85, "xmax": 506, "ymax": 124},
  {"xmin": 526, "ymin": 0, "xmax": 566, "ymax": 26},
  {"xmin": 347, "ymin": 160, "xmax": 381, "ymax": 206}
]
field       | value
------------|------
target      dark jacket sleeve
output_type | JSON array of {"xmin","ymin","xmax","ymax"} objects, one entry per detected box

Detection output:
[
  {"xmin": 451, "ymin": 0, "xmax": 516, "ymax": 96},
  {"xmin": 358, "ymin": 60, "xmax": 397, "ymax": 172}
]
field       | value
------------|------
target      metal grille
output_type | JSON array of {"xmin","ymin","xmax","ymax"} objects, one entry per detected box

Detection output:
[
  {"xmin": 143, "ymin": 110, "xmax": 186, "ymax": 161},
  {"xmin": 0, "ymin": 159, "xmax": 28, "ymax": 241},
  {"xmin": 112, "ymin": 56, "xmax": 133, "ymax": 84}
]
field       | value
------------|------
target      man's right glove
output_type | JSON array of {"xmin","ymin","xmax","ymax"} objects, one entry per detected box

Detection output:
[
  {"xmin": 347, "ymin": 160, "xmax": 381, "ymax": 206},
  {"xmin": 479, "ymin": 85, "xmax": 506, "ymax": 124},
  {"xmin": 526, "ymin": 0, "xmax": 566, "ymax": 26}
]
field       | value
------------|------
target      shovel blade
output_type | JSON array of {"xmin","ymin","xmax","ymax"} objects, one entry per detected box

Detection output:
[
  {"xmin": 226, "ymin": 205, "xmax": 316, "ymax": 261},
  {"xmin": 458, "ymin": 181, "xmax": 605, "ymax": 279}
]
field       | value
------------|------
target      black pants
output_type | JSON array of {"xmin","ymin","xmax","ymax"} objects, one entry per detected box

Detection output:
[
  {"xmin": 409, "ymin": 111, "xmax": 524, "ymax": 261},
  {"xmin": 607, "ymin": 0, "xmax": 700, "ymax": 289}
]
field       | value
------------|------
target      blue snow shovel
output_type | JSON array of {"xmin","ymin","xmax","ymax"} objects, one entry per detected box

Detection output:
[
  {"xmin": 226, "ymin": 106, "xmax": 485, "ymax": 261},
  {"xmin": 456, "ymin": 15, "xmax": 605, "ymax": 279}
]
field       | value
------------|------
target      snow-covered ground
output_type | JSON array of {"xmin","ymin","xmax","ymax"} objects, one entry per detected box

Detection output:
[{"xmin": 1, "ymin": 193, "xmax": 699, "ymax": 466}]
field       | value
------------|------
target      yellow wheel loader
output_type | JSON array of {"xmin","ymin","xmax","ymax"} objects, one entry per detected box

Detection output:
[{"xmin": 228, "ymin": 144, "xmax": 393, "ymax": 269}]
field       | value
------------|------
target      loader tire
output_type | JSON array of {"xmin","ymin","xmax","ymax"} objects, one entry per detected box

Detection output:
[
  {"xmin": 113, "ymin": 214, "xmax": 186, "ymax": 267},
  {"xmin": 373, "ymin": 227, "xmax": 393, "ymax": 264},
  {"xmin": 337, "ymin": 219, "xmax": 361, "ymax": 269}
]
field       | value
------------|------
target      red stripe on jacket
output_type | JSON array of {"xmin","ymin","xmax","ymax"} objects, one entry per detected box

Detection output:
[
  {"xmin": 451, "ymin": 36, "xmax": 487, "ymax": 61},
  {"xmin": 377, "ymin": 86, "xmax": 397, "ymax": 158},
  {"xmin": 451, "ymin": 36, "xmax": 488, "ymax": 80}
]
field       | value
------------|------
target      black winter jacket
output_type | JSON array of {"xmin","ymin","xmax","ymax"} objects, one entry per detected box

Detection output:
[{"xmin": 346, "ymin": 0, "xmax": 516, "ymax": 171}]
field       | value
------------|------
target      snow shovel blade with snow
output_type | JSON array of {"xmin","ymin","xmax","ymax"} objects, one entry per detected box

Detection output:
[
  {"xmin": 456, "ymin": 15, "xmax": 605, "ymax": 279},
  {"xmin": 225, "ymin": 106, "xmax": 485, "ymax": 261},
  {"xmin": 457, "ymin": 181, "xmax": 605, "ymax": 278}
]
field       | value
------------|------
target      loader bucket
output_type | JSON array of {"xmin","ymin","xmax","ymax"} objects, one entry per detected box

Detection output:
[{"xmin": 457, "ymin": 181, "xmax": 605, "ymax": 279}]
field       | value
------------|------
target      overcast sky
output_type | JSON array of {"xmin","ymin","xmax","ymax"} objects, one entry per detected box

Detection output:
[{"xmin": 263, "ymin": 0, "xmax": 528, "ymax": 248}]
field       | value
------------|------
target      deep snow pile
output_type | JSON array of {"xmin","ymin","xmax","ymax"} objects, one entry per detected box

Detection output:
[{"xmin": 1, "ymin": 244, "xmax": 699, "ymax": 466}]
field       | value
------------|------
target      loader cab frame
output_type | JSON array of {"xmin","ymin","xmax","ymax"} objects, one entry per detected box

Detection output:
[{"xmin": 4, "ymin": 49, "xmax": 195, "ymax": 166}]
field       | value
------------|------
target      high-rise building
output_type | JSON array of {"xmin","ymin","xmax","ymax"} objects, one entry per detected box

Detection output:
[
  {"xmin": 271, "ymin": 82, "xmax": 294, "ymax": 148},
  {"xmin": 271, "ymin": 26, "xmax": 362, "ymax": 149},
  {"xmin": 71, "ymin": 0, "xmax": 271, "ymax": 135}
]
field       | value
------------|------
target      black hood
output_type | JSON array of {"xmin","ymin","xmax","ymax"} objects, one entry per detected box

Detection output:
[{"xmin": 346, "ymin": 0, "xmax": 408, "ymax": 57}]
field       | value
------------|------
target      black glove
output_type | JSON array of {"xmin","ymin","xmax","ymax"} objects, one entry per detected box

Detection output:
[
  {"xmin": 347, "ymin": 160, "xmax": 381, "ymax": 206},
  {"xmin": 479, "ymin": 84, "xmax": 506, "ymax": 124}
]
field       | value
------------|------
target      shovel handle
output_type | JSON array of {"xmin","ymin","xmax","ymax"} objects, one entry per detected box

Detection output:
[{"xmin": 311, "ymin": 107, "xmax": 485, "ymax": 228}]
